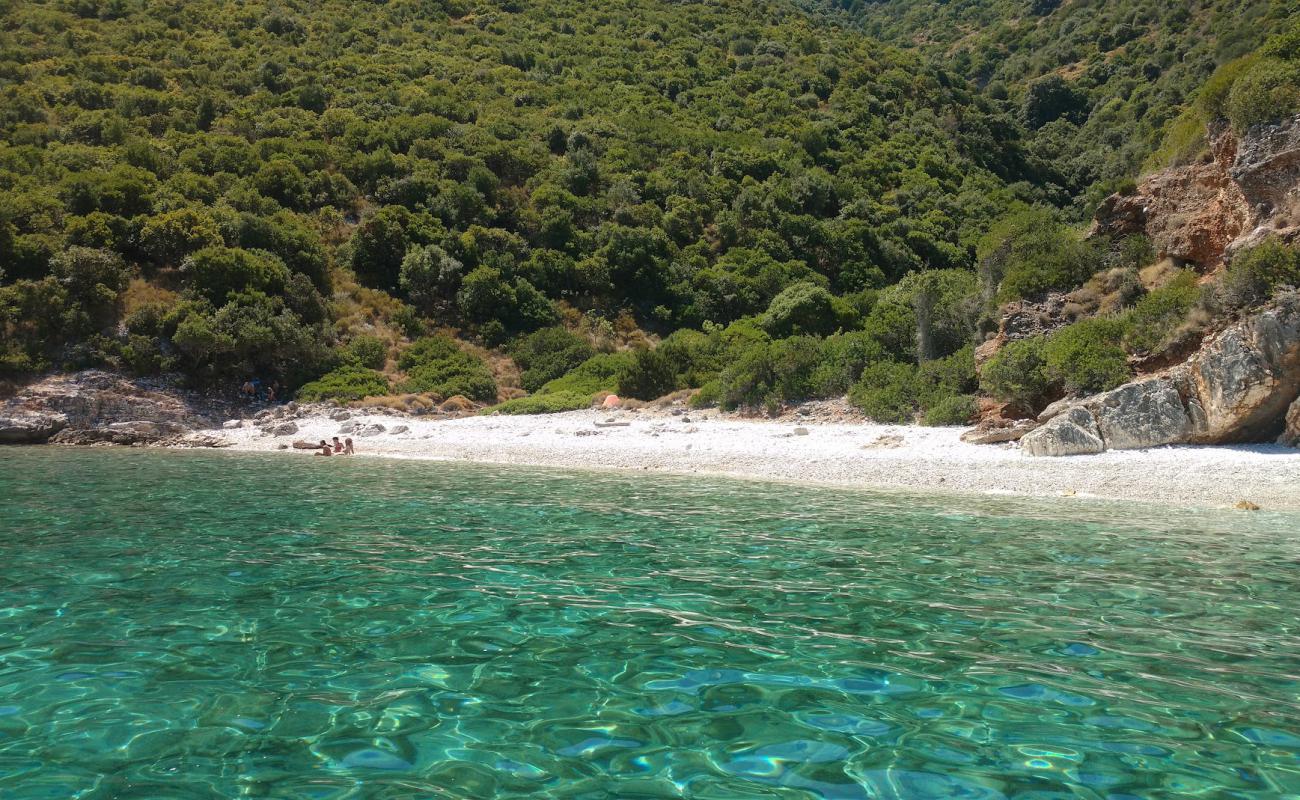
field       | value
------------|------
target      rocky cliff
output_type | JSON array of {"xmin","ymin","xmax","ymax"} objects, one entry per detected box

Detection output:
[
  {"xmin": 1020, "ymin": 291, "xmax": 1300, "ymax": 456},
  {"xmin": 1092, "ymin": 115, "xmax": 1300, "ymax": 271}
]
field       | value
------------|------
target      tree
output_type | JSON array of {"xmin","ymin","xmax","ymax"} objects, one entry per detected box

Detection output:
[
  {"xmin": 181, "ymin": 247, "xmax": 290, "ymax": 305},
  {"xmin": 139, "ymin": 208, "xmax": 224, "ymax": 268},
  {"xmin": 400, "ymin": 244, "xmax": 463, "ymax": 313}
]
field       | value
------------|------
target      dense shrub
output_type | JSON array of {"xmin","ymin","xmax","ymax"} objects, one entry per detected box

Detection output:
[
  {"xmin": 1225, "ymin": 58, "xmax": 1300, "ymax": 131},
  {"xmin": 510, "ymin": 327, "xmax": 595, "ymax": 392},
  {"xmin": 487, "ymin": 391, "xmax": 593, "ymax": 415},
  {"xmin": 397, "ymin": 335, "xmax": 497, "ymax": 402},
  {"xmin": 1121, "ymin": 271, "xmax": 1202, "ymax": 354},
  {"xmin": 923, "ymin": 394, "xmax": 978, "ymax": 426},
  {"xmin": 181, "ymin": 247, "xmax": 289, "ymax": 305},
  {"xmin": 539, "ymin": 352, "xmax": 632, "ymax": 396},
  {"xmin": 1218, "ymin": 239, "xmax": 1300, "ymax": 310},
  {"xmin": 849, "ymin": 361, "xmax": 918, "ymax": 423},
  {"xmin": 169, "ymin": 291, "xmax": 336, "ymax": 386},
  {"xmin": 810, "ymin": 330, "xmax": 888, "ymax": 396},
  {"xmin": 980, "ymin": 336, "xmax": 1051, "ymax": 406},
  {"xmin": 978, "ymin": 207, "xmax": 1103, "ymax": 301},
  {"xmin": 617, "ymin": 347, "xmax": 678, "ymax": 400},
  {"xmin": 759, "ymin": 282, "xmax": 855, "ymax": 337},
  {"xmin": 1042, "ymin": 318, "xmax": 1131, "ymax": 395},
  {"xmin": 344, "ymin": 335, "xmax": 388, "ymax": 370},
  {"xmin": 297, "ymin": 366, "xmax": 391, "ymax": 402},
  {"xmin": 689, "ymin": 380, "xmax": 722, "ymax": 408}
]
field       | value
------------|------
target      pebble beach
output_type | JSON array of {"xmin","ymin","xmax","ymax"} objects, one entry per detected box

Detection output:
[{"xmin": 199, "ymin": 407, "xmax": 1300, "ymax": 511}]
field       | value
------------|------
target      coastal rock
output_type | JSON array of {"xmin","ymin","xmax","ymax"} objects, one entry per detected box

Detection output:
[
  {"xmin": 1091, "ymin": 122, "xmax": 1249, "ymax": 269},
  {"xmin": 50, "ymin": 420, "xmax": 186, "ymax": 446},
  {"xmin": 389, "ymin": 425, "xmax": 409, "ymax": 434},
  {"xmin": 170, "ymin": 434, "xmax": 230, "ymax": 449},
  {"xmin": 1018, "ymin": 294, "xmax": 1300, "ymax": 456},
  {"xmin": 338, "ymin": 421, "xmax": 358, "ymax": 433},
  {"xmin": 1091, "ymin": 378, "xmax": 1194, "ymax": 450},
  {"xmin": 0, "ymin": 412, "xmax": 68, "ymax": 443},
  {"xmin": 1020, "ymin": 406, "xmax": 1105, "ymax": 457},
  {"xmin": 222, "ymin": 419, "xmax": 244, "ymax": 429},
  {"xmin": 1187, "ymin": 295, "xmax": 1300, "ymax": 442},
  {"xmin": 1036, "ymin": 396, "xmax": 1080, "ymax": 424},
  {"xmin": 961, "ymin": 418, "xmax": 1038, "ymax": 444},
  {"xmin": 355, "ymin": 423, "xmax": 386, "ymax": 437},
  {"xmin": 1281, "ymin": 397, "xmax": 1300, "ymax": 447},
  {"xmin": 269, "ymin": 421, "xmax": 299, "ymax": 436}
]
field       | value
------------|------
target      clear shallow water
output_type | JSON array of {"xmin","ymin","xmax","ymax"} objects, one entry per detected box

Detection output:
[{"xmin": 1, "ymin": 449, "xmax": 1299, "ymax": 799}]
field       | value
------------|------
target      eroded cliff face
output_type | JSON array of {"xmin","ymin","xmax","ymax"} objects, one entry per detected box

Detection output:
[{"xmin": 1092, "ymin": 115, "xmax": 1300, "ymax": 271}]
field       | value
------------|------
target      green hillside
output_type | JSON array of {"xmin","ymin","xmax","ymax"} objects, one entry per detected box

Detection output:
[
  {"xmin": 1, "ymin": 0, "xmax": 1298, "ymax": 419},
  {"xmin": 829, "ymin": 0, "xmax": 1298, "ymax": 213}
]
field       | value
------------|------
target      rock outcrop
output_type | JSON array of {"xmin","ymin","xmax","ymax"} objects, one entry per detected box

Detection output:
[
  {"xmin": 1281, "ymin": 397, "xmax": 1300, "ymax": 447},
  {"xmin": 1092, "ymin": 115, "xmax": 1300, "ymax": 271},
  {"xmin": 0, "ymin": 371, "xmax": 236, "ymax": 447},
  {"xmin": 0, "ymin": 412, "xmax": 68, "ymax": 444},
  {"xmin": 1021, "ymin": 406, "xmax": 1105, "ymax": 457},
  {"xmin": 1020, "ymin": 293, "xmax": 1300, "ymax": 455}
]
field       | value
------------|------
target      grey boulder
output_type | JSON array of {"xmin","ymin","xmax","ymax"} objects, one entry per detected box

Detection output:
[
  {"xmin": 1020, "ymin": 406, "xmax": 1105, "ymax": 456},
  {"xmin": 0, "ymin": 412, "xmax": 68, "ymax": 444}
]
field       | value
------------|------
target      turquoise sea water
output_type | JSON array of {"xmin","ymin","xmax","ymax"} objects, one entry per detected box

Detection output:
[{"xmin": 1, "ymin": 449, "xmax": 1299, "ymax": 799}]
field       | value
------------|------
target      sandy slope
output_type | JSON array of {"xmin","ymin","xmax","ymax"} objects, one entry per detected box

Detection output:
[{"xmin": 194, "ymin": 407, "xmax": 1300, "ymax": 511}]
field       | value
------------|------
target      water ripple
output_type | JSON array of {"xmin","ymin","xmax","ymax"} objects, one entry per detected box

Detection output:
[{"xmin": 1, "ymin": 448, "xmax": 1298, "ymax": 798}]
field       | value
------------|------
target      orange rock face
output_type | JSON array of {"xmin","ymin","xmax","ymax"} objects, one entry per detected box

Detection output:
[
  {"xmin": 1092, "ymin": 128, "xmax": 1250, "ymax": 270},
  {"xmin": 1092, "ymin": 115, "xmax": 1300, "ymax": 272}
]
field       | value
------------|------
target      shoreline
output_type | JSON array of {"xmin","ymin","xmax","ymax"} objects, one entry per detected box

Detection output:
[{"xmin": 191, "ymin": 408, "xmax": 1300, "ymax": 511}]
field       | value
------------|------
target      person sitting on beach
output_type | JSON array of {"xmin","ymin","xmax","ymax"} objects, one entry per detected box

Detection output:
[
  {"xmin": 344, "ymin": 438, "xmax": 355, "ymax": 455},
  {"xmin": 315, "ymin": 439, "xmax": 332, "ymax": 456},
  {"xmin": 332, "ymin": 436, "xmax": 344, "ymax": 454}
]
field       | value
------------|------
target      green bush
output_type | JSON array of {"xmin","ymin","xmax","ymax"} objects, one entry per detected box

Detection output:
[
  {"xmin": 344, "ymin": 335, "xmax": 388, "ymax": 370},
  {"xmin": 759, "ymin": 282, "xmax": 855, "ymax": 337},
  {"xmin": 718, "ymin": 340, "xmax": 775, "ymax": 409},
  {"xmin": 978, "ymin": 206, "xmax": 1104, "ymax": 301},
  {"xmin": 297, "ymin": 366, "xmax": 391, "ymax": 402},
  {"xmin": 688, "ymin": 379, "xmax": 722, "ymax": 408},
  {"xmin": 849, "ymin": 361, "xmax": 919, "ymax": 423},
  {"xmin": 1225, "ymin": 58, "xmax": 1300, "ymax": 131},
  {"xmin": 1043, "ymin": 318, "xmax": 1131, "ymax": 395},
  {"xmin": 769, "ymin": 336, "xmax": 824, "ymax": 403},
  {"xmin": 1219, "ymin": 239, "xmax": 1300, "ymax": 310},
  {"xmin": 811, "ymin": 330, "xmax": 888, "ymax": 396},
  {"xmin": 539, "ymin": 352, "xmax": 632, "ymax": 396},
  {"xmin": 980, "ymin": 336, "xmax": 1050, "ymax": 406},
  {"xmin": 923, "ymin": 394, "xmax": 978, "ymax": 426},
  {"xmin": 617, "ymin": 347, "xmax": 678, "ymax": 400},
  {"xmin": 1121, "ymin": 271, "xmax": 1201, "ymax": 354},
  {"xmin": 510, "ymin": 327, "xmax": 595, "ymax": 392},
  {"xmin": 917, "ymin": 345, "xmax": 978, "ymax": 402},
  {"xmin": 397, "ymin": 334, "xmax": 463, "ymax": 371},
  {"xmin": 486, "ymin": 391, "xmax": 592, "ymax": 415},
  {"xmin": 397, "ymin": 335, "xmax": 497, "ymax": 402},
  {"xmin": 181, "ymin": 247, "xmax": 289, "ymax": 305}
]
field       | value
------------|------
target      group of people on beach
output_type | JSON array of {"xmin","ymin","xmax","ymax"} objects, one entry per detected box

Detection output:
[
  {"xmin": 315, "ymin": 436, "xmax": 355, "ymax": 456},
  {"xmin": 240, "ymin": 379, "xmax": 282, "ymax": 404}
]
